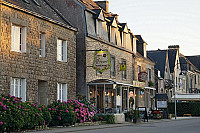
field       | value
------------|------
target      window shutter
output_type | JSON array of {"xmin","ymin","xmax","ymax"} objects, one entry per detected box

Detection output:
[
  {"xmin": 62, "ymin": 84, "xmax": 67, "ymax": 102},
  {"xmin": 10, "ymin": 77, "xmax": 14, "ymax": 96},
  {"xmin": 21, "ymin": 79, "xmax": 26, "ymax": 102},
  {"xmin": 22, "ymin": 27, "xmax": 27, "ymax": 52},
  {"xmin": 63, "ymin": 41, "xmax": 67, "ymax": 62},
  {"xmin": 57, "ymin": 83, "xmax": 60, "ymax": 101},
  {"xmin": 42, "ymin": 34, "xmax": 46, "ymax": 57},
  {"xmin": 11, "ymin": 25, "xmax": 15, "ymax": 50}
]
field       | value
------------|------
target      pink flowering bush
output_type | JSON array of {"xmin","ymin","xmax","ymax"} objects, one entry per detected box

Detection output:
[
  {"xmin": 69, "ymin": 99, "xmax": 97, "ymax": 123},
  {"xmin": 0, "ymin": 94, "xmax": 51, "ymax": 132},
  {"xmin": 0, "ymin": 94, "xmax": 97, "ymax": 132},
  {"xmin": 48, "ymin": 100, "xmax": 76, "ymax": 126}
]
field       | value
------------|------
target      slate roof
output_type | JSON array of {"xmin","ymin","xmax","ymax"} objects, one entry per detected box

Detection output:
[
  {"xmin": 2, "ymin": 0, "xmax": 75, "ymax": 29},
  {"xmin": 135, "ymin": 35, "xmax": 147, "ymax": 44},
  {"xmin": 179, "ymin": 54, "xmax": 200, "ymax": 72},
  {"xmin": 78, "ymin": 0, "xmax": 101, "ymax": 10},
  {"xmin": 185, "ymin": 55, "xmax": 200, "ymax": 71},
  {"xmin": 136, "ymin": 52, "xmax": 153, "ymax": 63},
  {"xmin": 155, "ymin": 94, "xmax": 168, "ymax": 100},
  {"xmin": 147, "ymin": 50, "xmax": 167, "ymax": 78},
  {"xmin": 168, "ymin": 49, "xmax": 177, "ymax": 73}
]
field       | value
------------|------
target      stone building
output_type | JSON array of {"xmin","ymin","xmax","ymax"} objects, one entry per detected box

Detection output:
[
  {"xmin": 135, "ymin": 35, "xmax": 155, "ymax": 111},
  {"xmin": 49, "ymin": 0, "xmax": 155, "ymax": 113},
  {"xmin": 0, "ymin": 0, "xmax": 77, "ymax": 104}
]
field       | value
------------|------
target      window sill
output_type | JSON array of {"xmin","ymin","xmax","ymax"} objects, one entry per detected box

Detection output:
[
  {"xmin": 11, "ymin": 50, "xmax": 26, "ymax": 53},
  {"xmin": 57, "ymin": 60, "xmax": 67, "ymax": 63}
]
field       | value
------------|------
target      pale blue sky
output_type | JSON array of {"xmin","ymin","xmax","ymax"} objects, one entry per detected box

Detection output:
[{"xmin": 107, "ymin": 0, "xmax": 200, "ymax": 55}]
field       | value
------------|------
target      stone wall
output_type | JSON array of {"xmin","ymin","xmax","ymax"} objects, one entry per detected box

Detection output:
[
  {"xmin": 0, "ymin": 5, "xmax": 76, "ymax": 103},
  {"xmin": 86, "ymin": 37, "xmax": 134, "ymax": 86}
]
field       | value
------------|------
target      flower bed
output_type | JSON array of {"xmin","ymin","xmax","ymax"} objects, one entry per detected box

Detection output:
[{"xmin": 0, "ymin": 94, "xmax": 98, "ymax": 132}]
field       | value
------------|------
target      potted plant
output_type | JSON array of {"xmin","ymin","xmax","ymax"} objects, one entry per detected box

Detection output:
[
  {"xmin": 148, "ymin": 81, "xmax": 154, "ymax": 87},
  {"xmin": 133, "ymin": 110, "xmax": 140, "ymax": 123},
  {"xmin": 151, "ymin": 110, "xmax": 162, "ymax": 119},
  {"xmin": 124, "ymin": 111, "xmax": 134, "ymax": 122}
]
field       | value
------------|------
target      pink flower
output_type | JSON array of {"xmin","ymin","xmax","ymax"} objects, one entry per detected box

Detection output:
[
  {"xmin": 39, "ymin": 108, "xmax": 42, "ymax": 111},
  {"xmin": 48, "ymin": 108, "xmax": 52, "ymax": 111},
  {"xmin": 8, "ymin": 94, "xmax": 11, "ymax": 97},
  {"xmin": 58, "ymin": 117, "xmax": 61, "ymax": 120},
  {"xmin": 65, "ymin": 110, "xmax": 69, "ymax": 113},
  {"xmin": 43, "ymin": 120, "xmax": 45, "ymax": 125},
  {"xmin": 0, "ymin": 121, "xmax": 3, "ymax": 125},
  {"xmin": 42, "ymin": 106, "xmax": 45, "ymax": 108},
  {"xmin": 76, "ymin": 113, "xmax": 79, "ymax": 117},
  {"xmin": 1, "ymin": 97, "xmax": 5, "ymax": 101},
  {"xmin": 80, "ymin": 120, "xmax": 83, "ymax": 123},
  {"xmin": 58, "ymin": 100, "xmax": 61, "ymax": 102},
  {"xmin": 3, "ymin": 105, "xmax": 7, "ymax": 110},
  {"xmin": 36, "ymin": 113, "xmax": 40, "ymax": 116},
  {"xmin": 21, "ymin": 112, "xmax": 24, "ymax": 115}
]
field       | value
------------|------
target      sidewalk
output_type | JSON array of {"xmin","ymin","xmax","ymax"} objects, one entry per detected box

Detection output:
[{"xmin": 28, "ymin": 117, "xmax": 199, "ymax": 133}]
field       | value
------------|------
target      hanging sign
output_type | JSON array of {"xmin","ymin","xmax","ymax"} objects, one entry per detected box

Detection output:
[
  {"xmin": 120, "ymin": 64, "xmax": 126, "ymax": 71},
  {"xmin": 138, "ymin": 72, "xmax": 148, "ymax": 82},
  {"xmin": 93, "ymin": 50, "xmax": 111, "ymax": 73}
]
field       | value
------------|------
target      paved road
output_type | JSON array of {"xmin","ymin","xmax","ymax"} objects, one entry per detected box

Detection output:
[{"xmin": 71, "ymin": 118, "xmax": 200, "ymax": 133}]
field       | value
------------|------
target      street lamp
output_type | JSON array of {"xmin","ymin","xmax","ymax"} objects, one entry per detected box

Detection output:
[{"xmin": 173, "ymin": 66, "xmax": 186, "ymax": 120}]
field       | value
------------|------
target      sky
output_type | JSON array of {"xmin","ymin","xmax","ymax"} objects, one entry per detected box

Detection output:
[{"xmin": 107, "ymin": 0, "xmax": 200, "ymax": 56}]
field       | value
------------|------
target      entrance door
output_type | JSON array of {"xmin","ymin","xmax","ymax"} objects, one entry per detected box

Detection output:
[
  {"xmin": 97, "ymin": 87, "xmax": 104, "ymax": 113},
  {"xmin": 38, "ymin": 80, "xmax": 48, "ymax": 105},
  {"xmin": 122, "ymin": 87, "xmax": 128, "ymax": 112}
]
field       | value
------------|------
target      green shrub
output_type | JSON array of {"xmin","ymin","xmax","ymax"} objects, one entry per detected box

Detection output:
[
  {"xmin": 0, "ymin": 94, "xmax": 50, "ymax": 132},
  {"xmin": 168, "ymin": 102, "xmax": 200, "ymax": 116},
  {"xmin": 97, "ymin": 114, "xmax": 115, "ymax": 124}
]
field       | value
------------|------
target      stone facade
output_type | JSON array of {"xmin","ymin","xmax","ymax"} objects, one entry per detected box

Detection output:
[
  {"xmin": 0, "ymin": 4, "xmax": 77, "ymax": 103},
  {"xmin": 86, "ymin": 37, "xmax": 134, "ymax": 85}
]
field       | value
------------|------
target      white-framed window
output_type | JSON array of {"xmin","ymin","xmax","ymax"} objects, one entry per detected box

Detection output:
[
  {"xmin": 10, "ymin": 78, "xmax": 26, "ymax": 102},
  {"xmin": 39, "ymin": 33, "xmax": 46, "ymax": 57},
  {"xmin": 11, "ymin": 24, "xmax": 26, "ymax": 52},
  {"xmin": 122, "ymin": 59, "xmax": 127, "ymax": 79},
  {"xmin": 110, "ymin": 57, "xmax": 115, "ymax": 77},
  {"xmin": 122, "ymin": 32, "xmax": 126, "ymax": 48},
  {"xmin": 57, "ymin": 39, "xmax": 67, "ymax": 62},
  {"xmin": 138, "ymin": 66, "xmax": 141, "ymax": 74},
  {"xmin": 148, "ymin": 68, "xmax": 151, "ymax": 82},
  {"xmin": 57, "ymin": 83, "xmax": 67, "ymax": 102}
]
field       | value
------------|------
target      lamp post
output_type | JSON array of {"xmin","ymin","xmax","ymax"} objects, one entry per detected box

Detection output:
[{"xmin": 173, "ymin": 63, "xmax": 184, "ymax": 120}]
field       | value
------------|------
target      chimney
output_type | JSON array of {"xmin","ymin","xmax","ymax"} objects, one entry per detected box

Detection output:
[
  {"xmin": 168, "ymin": 45, "xmax": 180, "ymax": 54},
  {"xmin": 94, "ymin": 0, "xmax": 109, "ymax": 12}
]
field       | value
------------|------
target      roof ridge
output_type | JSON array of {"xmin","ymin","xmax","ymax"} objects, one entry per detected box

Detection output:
[{"xmin": 44, "ymin": 0, "xmax": 74, "ymax": 28}]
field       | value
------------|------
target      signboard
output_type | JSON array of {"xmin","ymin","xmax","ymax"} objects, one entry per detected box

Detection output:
[
  {"xmin": 116, "ymin": 95, "xmax": 121, "ymax": 106},
  {"xmin": 133, "ymin": 81, "xmax": 145, "ymax": 88},
  {"xmin": 93, "ymin": 50, "xmax": 111, "ymax": 73},
  {"xmin": 157, "ymin": 101, "xmax": 167, "ymax": 108},
  {"xmin": 138, "ymin": 72, "xmax": 148, "ymax": 82},
  {"xmin": 120, "ymin": 64, "xmax": 126, "ymax": 71}
]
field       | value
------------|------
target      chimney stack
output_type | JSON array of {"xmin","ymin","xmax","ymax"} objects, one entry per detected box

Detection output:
[
  {"xmin": 168, "ymin": 45, "xmax": 180, "ymax": 54},
  {"xmin": 94, "ymin": 0, "xmax": 109, "ymax": 12}
]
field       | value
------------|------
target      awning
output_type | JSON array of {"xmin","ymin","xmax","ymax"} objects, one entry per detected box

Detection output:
[
  {"xmin": 172, "ymin": 94, "xmax": 200, "ymax": 101},
  {"xmin": 87, "ymin": 79, "xmax": 133, "ymax": 87},
  {"xmin": 144, "ymin": 87, "xmax": 156, "ymax": 90}
]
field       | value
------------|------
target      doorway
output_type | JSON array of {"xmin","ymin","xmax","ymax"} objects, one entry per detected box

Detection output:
[{"xmin": 38, "ymin": 80, "xmax": 48, "ymax": 105}]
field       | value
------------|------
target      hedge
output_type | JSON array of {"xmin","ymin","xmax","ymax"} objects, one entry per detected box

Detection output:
[
  {"xmin": 0, "ymin": 94, "xmax": 99, "ymax": 132},
  {"xmin": 168, "ymin": 102, "xmax": 200, "ymax": 116}
]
